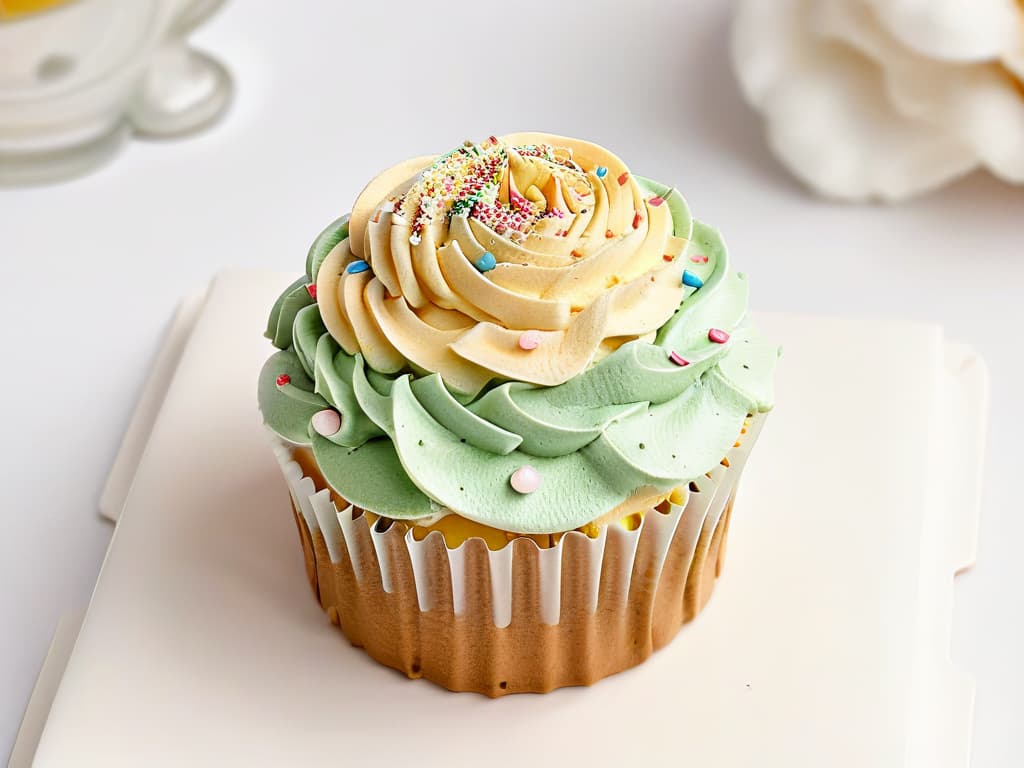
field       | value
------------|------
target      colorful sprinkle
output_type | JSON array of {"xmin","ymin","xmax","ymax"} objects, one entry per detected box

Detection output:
[
  {"xmin": 605, "ymin": 229, "xmax": 615, "ymax": 239},
  {"xmin": 649, "ymin": 196, "xmax": 665, "ymax": 207},
  {"xmin": 306, "ymin": 284, "xmax": 317, "ymax": 300},
  {"xmin": 663, "ymin": 254, "xmax": 674, "ymax": 262},
  {"xmin": 276, "ymin": 374, "xmax": 291, "ymax": 387},
  {"xmin": 617, "ymin": 171, "xmax": 630, "ymax": 186},
  {"xmin": 311, "ymin": 409, "xmax": 341, "ymax": 437},
  {"xmin": 690, "ymin": 254, "xmax": 709, "ymax": 264},
  {"xmin": 346, "ymin": 260, "xmax": 370, "ymax": 274},
  {"xmin": 474, "ymin": 251, "xmax": 497, "ymax": 272},
  {"xmin": 510, "ymin": 465, "xmax": 541, "ymax": 494},
  {"xmin": 682, "ymin": 270, "xmax": 704, "ymax": 289},
  {"xmin": 708, "ymin": 328, "xmax": 730, "ymax": 344},
  {"xmin": 632, "ymin": 211, "xmax": 642, "ymax": 229},
  {"xmin": 518, "ymin": 330, "xmax": 541, "ymax": 351},
  {"xmin": 595, "ymin": 166, "xmax": 608, "ymax": 178},
  {"xmin": 669, "ymin": 351, "xmax": 689, "ymax": 367}
]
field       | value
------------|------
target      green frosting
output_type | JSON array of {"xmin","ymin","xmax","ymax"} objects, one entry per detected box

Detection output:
[{"xmin": 258, "ymin": 189, "xmax": 779, "ymax": 533}]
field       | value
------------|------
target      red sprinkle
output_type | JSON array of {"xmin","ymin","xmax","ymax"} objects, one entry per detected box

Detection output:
[
  {"xmin": 306, "ymin": 284, "xmax": 317, "ymax": 300},
  {"xmin": 649, "ymin": 196, "xmax": 664, "ymax": 207},
  {"xmin": 708, "ymin": 328, "xmax": 730, "ymax": 344},
  {"xmin": 663, "ymin": 254, "xmax": 674, "ymax": 262},
  {"xmin": 276, "ymin": 374, "xmax": 291, "ymax": 387},
  {"xmin": 632, "ymin": 212, "xmax": 642, "ymax": 229},
  {"xmin": 690, "ymin": 254, "xmax": 709, "ymax": 263},
  {"xmin": 669, "ymin": 351, "xmax": 689, "ymax": 367},
  {"xmin": 617, "ymin": 172, "xmax": 630, "ymax": 186},
  {"xmin": 605, "ymin": 229, "xmax": 615, "ymax": 239},
  {"xmin": 571, "ymin": 249, "xmax": 583, "ymax": 258},
  {"xmin": 488, "ymin": 135, "xmax": 498, "ymax": 144}
]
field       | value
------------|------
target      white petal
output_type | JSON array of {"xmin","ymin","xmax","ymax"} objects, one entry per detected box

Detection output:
[
  {"xmin": 864, "ymin": 0, "xmax": 1022, "ymax": 62},
  {"xmin": 732, "ymin": 0, "xmax": 811, "ymax": 108},
  {"xmin": 759, "ymin": 49, "xmax": 976, "ymax": 200},
  {"xmin": 733, "ymin": 0, "xmax": 978, "ymax": 199}
]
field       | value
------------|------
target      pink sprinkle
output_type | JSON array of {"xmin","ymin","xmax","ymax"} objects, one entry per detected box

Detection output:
[
  {"xmin": 669, "ymin": 351, "xmax": 689, "ymax": 367},
  {"xmin": 708, "ymin": 328, "xmax": 730, "ymax": 344},
  {"xmin": 649, "ymin": 196, "xmax": 664, "ymax": 207},
  {"xmin": 276, "ymin": 374, "xmax": 291, "ymax": 387},
  {"xmin": 510, "ymin": 465, "xmax": 541, "ymax": 494},
  {"xmin": 311, "ymin": 409, "xmax": 342, "ymax": 437},
  {"xmin": 518, "ymin": 330, "xmax": 541, "ymax": 351},
  {"xmin": 690, "ymin": 254, "xmax": 709, "ymax": 263}
]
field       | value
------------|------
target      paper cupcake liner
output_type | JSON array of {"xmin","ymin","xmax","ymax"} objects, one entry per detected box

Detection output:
[{"xmin": 270, "ymin": 415, "xmax": 765, "ymax": 696}]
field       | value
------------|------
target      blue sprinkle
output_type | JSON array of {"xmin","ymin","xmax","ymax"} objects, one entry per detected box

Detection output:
[
  {"xmin": 595, "ymin": 166, "xmax": 608, "ymax": 179},
  {"xmin": 474, "ymin": 251, "xmax": 497, "ymax": 272},
  {"xmin": 682, "ymin": 269, "xmax": 704, "ymax": 289},
  {"xmin": 346, "ymin": 260, "xmax": 370, "ymax": 274}
]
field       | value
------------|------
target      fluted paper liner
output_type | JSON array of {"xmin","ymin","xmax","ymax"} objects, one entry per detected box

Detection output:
[{"xmin": 270, "ymin": 416, "xmax": 764, "ymax": 696}]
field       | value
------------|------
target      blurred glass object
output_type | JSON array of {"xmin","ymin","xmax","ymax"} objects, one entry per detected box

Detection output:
[{"xmin": 0, "ymin": 0, "xmax": 231, "ymax": 185}]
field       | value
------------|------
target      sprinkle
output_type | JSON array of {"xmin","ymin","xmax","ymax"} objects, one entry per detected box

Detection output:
[
  {"xmin": 518, "ymin": 330, "xmax": 541, "ymax": 351},
  {"xmin": 306, "ymin": 284, "xmax": 317, "ymax": 300},
  {"xmin": 632, "ymin": 211, "xmax": 642, "ymax": 229},
  {"xmin": 708, "ymin": 328, "xmax": 730, "ymax": 344},
  {"xmin": 474, "ymin": 251, "xmax": 497, "ymax": 272},
  {"xmin": 663, "ymin": 254, "xmax": 674, "ymax": 262},
  {"xmin": 488, "ymin": 135, "xmax": 498, "ymax": 145},
  {"xmin": 571, "ymin": 249, "xmax": 584, "ymax": 258},
  {"xmin": 276, "ymin": 374, "xmax": 291, "ymax": 387},
  {"xmin": 649, "ymin": 196, "xmax": 665, "ymax": 207},
  {"xmin": 682, "ymin": 270, "xmax": 704, "ymax": 289},
  {"xmin": 311, "ymin": 409, "xmax": 342, "ymax": 437},
  {"xmin": 409, "ymin": 232, "xmax": 422, "ymax": 246},
  {"xmin": 595, "ymin": 166, "xmax": 608, "ymax": 178},
  {"xmin": 617, "ymin": 171, "xmax": 630, "ymax": 185},
  {"xmin": 669, "ymin": 351, "xmax": 689, "ymax": 367},
  {"xmin": 690, "ymin": 254, "xmax": 709, "ymax": 263},
  {"xmin": 605, "ymin": 229, "xmax": 615, "ymax": 239},
  {"xmin": 346, "ymin": 260, "xmax": 370, "ymax": 274},
  {"xmin": 372, "ymin": 210, "xmax": 382, "ymax": 224},
  {"xmin": 510, "ymin": 465, "xmax": 541, "ymax": 494}
]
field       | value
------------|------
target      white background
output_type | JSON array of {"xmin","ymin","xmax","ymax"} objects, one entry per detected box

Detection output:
[{"xmin": 1, "ymin": 1, "xmax": 1021, "ymax": 764}]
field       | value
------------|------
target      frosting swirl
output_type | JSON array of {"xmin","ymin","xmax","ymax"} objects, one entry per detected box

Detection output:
[
  {"xmin": 316, "ymin": 133, "xmax": 692, "ymax": 395},
  {"xmin": 259, "ymin": 133, "xmax": 779, "ymax": 534}
]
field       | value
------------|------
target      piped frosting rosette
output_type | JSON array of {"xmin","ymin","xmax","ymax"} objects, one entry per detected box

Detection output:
[{"xmin": 259, "ymin": 133, "xmax": 779, "ymax": 534}]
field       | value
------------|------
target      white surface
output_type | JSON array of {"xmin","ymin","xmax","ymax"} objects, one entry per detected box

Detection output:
[
  {"xmin": 0, "ymin": 1, "xmax": 1020, "ymax": 764},
  {"xmin": 29, "ymin": 272, "xmax": 980, "ymax": 767}
]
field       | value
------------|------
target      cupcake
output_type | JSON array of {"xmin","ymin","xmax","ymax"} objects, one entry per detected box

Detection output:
[{"xmin": 259, "ymin": 132, "xmax": 778, "ymax": 695}]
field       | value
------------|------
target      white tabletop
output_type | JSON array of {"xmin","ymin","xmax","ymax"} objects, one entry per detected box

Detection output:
[{"xmin": 1, "ymin": 1, "xmax": 1020, "ymax": 764}]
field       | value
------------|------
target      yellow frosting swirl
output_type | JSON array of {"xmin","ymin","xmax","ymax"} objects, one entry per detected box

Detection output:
[{"xmin": 316, "ymin": 132, "xmax": 690, "ymax": 396}]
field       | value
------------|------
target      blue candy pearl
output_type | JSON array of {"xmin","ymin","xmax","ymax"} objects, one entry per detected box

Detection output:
[
  {"xmin": 346, "ymin": 260, "xmax": 371, "ymax": 274},
  {"xmin": 474, "ymin": 251, "xmax": 497, "ymax": 272},
  {"xmin": 682, "ymin": 269, "xmax": 704, "ymax": 289},
  {"xmin": 595, "ymin": 166, "xmax": 608, "ymax": 179}
]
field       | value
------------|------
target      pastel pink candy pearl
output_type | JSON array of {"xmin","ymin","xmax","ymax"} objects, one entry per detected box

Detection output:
[
  {"xmin": 311, "ymin": 409, "xmax": 341, "ymax": 437},
  {"xmin": 518, "ymin": 330, "xmax": 541, "ymax": 351},
  {"xmin": 510, "ymin": 465, "xmax": 541, "ymax": 494}
]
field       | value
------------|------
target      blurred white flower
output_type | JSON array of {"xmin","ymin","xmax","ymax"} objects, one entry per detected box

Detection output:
[{"xmin": 732, "ymin": 0, "xmax": 1024, "ymax": 200}]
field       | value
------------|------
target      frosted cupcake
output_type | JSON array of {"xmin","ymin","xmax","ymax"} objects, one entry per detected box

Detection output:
[{"xmin": 259, "ymin": 132, "xmax": 778, "ymax": 695}]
